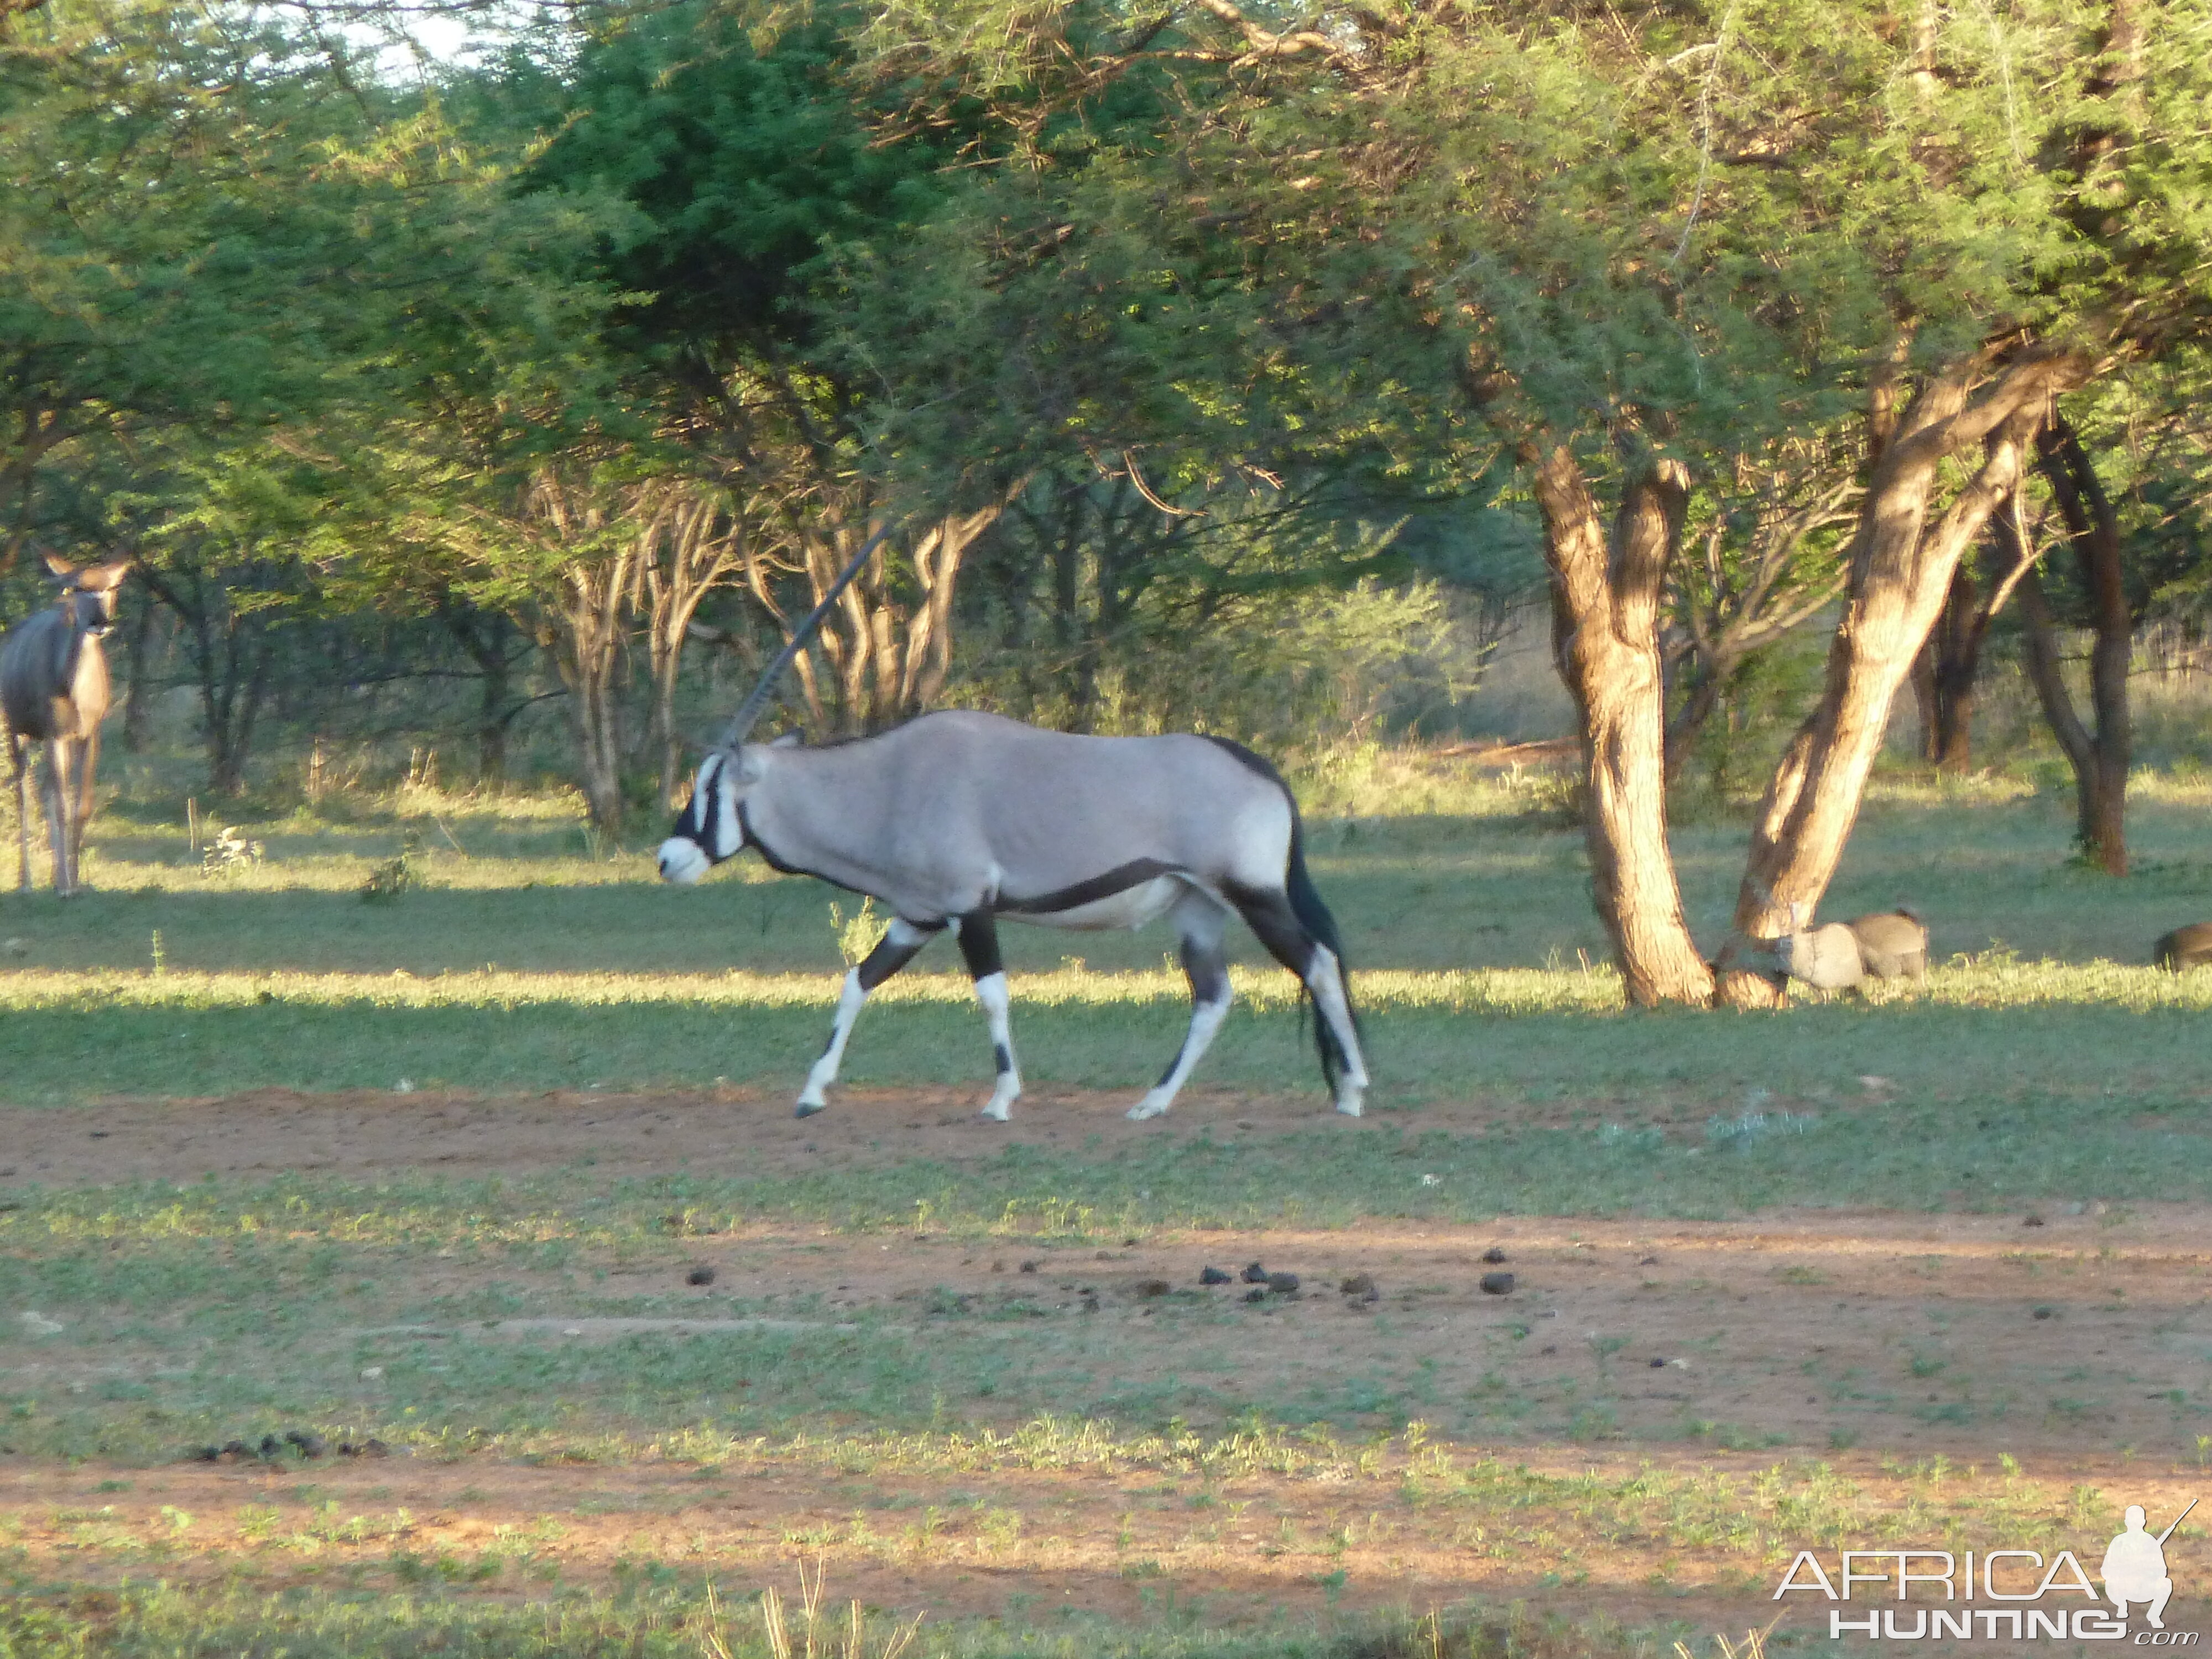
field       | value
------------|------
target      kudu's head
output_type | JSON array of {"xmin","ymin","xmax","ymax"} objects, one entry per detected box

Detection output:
[
  {"xmin": 47, "ymin": 555, "xmax": 131, "ymax": 638},
  {"xmin": 658, "ymin": 743, "xmax": 779, "ymax": 884}
]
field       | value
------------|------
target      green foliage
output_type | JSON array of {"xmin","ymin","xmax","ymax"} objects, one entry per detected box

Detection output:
[
  {"xmin": 360, "ymin": 831, "xmax": 424, "ymax": 904},
  {"xmin": 829, "ymin": 895, "xmax": 891, "ymax": 966},
  {"xmin": 526, "ymin": 0, "xmax": 956, "ymax": 358}
]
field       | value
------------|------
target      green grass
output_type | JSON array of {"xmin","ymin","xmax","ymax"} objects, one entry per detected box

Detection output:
[
  {"xmin": 0, "ymin": 1581, "xmax": 1724, "ymax": 1659},
  {"xmin": 4, "ymin": 761, "xmax": 2211, "ymax": 1653}
]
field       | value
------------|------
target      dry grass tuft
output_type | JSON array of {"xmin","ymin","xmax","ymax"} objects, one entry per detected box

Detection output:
[{"xmin": 695, "ymin": 1560, "xmax": 924, "ymax": 1659}]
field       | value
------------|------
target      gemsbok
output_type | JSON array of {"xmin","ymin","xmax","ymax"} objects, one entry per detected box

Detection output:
[
  {"xmin": 1, "ymin": 555, "xmax": 130, "ymax": 896},
  {"xmin": 657, "ymin": 710, "xmax": 1368, "ymax": 1123}
]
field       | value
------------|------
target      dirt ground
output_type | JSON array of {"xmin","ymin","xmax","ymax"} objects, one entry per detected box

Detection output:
[{"xmin": 6, "ymin": 1085, "xmax": 2211, "ymax": 1642}]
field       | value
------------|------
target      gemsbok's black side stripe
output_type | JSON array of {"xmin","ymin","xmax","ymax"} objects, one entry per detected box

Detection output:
[{"xmin": 998, "ymin": 858, "xmax": 1185, "ymax": 915}]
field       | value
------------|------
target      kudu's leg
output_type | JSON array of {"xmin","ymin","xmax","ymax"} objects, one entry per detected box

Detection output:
[
  {"xmin": 39, "ymin": 739, "xmax": 72, "ymax": 897},
  {"xmin": 67, "ymin": 727, "xmax": 98, "ymax": 889},
  {"xmin": 1232, "ymin": 888, "xmax": 1369, "ymax": 1117},
  {"xmin": 956, "ymin": 910, "xmax": 1021, "ymax": 1123},
  {"xmin": 1128, "ymin": 891, "xmax": 1233, "ymax": 1121},
  {"xmin": 796, "ymin": 917, "xmax": 942, "ymax": 1118},
  {"xmin": 9, "ymin": 735, "xmax": 30, "ymax": 895}
]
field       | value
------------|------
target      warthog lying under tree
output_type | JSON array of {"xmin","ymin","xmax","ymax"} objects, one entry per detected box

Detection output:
[
  {"xmin": 2154, "ymin": 924, "xmax": 2212, "ymax": 973},
  {"xmin": 1766, "ymin": 905, "xmax": 1929, "ymax": 997}
]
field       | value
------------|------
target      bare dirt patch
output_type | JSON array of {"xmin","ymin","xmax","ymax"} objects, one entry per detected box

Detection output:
[{"xmin": 7, "ymin": 1086, "xmax": 2212, "ymax": 1642}]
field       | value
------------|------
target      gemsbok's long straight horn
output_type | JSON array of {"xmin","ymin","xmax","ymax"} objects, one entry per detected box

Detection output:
[{"xmin": 717, "ymin": 519, "xmax": 901, "ymax": 749}]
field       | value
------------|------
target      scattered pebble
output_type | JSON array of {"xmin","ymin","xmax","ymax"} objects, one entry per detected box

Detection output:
[
  {"xmin": 562, "ymin": 1326, "xmax": 582, "ymax": 1337},
  {"xmin": 1020, "ymin": 1260, "xmax": 1041, "ymax": 1274},
  {"xmin": 2033, "ymin": 1306, "xmax": 2055, "ymax": 1320},
  {"xmin": 2024, "ymin": 1214, "xmax": 2046, "ymax": 1228},
  {"xmin": 360, "ymin": 1366, "xmax": 384, "ymax": 1381},
  {"xmin": 1134, "ymin": 1279, "xmax": 1172, "ymax": 1298},
  {"xmin": 1859, "ymin": 1076, "xmax": 1891, "ymax": 1092},
  {"xmin": 687, "ymin": 1265, "xmax": 717, "ymax": 1286},
  {"xmin": 1199, "ymin": 1266, "xmax": 1233, "ymax": 1285},
  {"xmin": 1649, "ymin": 1357, "xmax": 1667, "ymax": 1369},
  {"xmin": 1339, "ymin": 1272, "xmax": 1379, "ymax": 1301},
  {"xmin": 1638, "ymin": 1255, "xmax": 1659, "ymax": 1266},
  {"xmin": 1266, "ymin": 1272, "xmax": 1301, "ymax": 1296},
  {"xmin": 1420, "ymin": 1173, "xmax": 1441, "ymax": 1187},
  {"xmin": 1481, "ymin": 1247, "xmax": 1509, "ymax": 1264},
  {"xmin": 18, "ymin": 1311, "xmax": 62, "ymax": 1338},
  {"xmin": 1480, "ymin": 1272, "xmax": 1516, "ymax": 1296},
  {"xmin": 1240, "ymin": 1262, "xmax": 1270, "ymax": 1284},
  {"xmin": 394, "ymin": 1079, "xmax": 415, "ymax": 1094}
]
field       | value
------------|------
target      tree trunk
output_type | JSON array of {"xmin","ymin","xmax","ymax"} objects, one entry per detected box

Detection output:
[
  {"xmin": 2017, "ymin": 416, "xmax": 2132, "ymax": 873},
  {"xmin": 119, "ymin": 599, "xmax": 159, "ymax": 753},
  {"xmin": 441, "ymin": 600, "xmax": 526, "ymax": 787},
  {"xmin": 782, "ymin": 498, "xmax": 1015, "ymax": 736},
  {"xmin": 539, "ymin": 556, "xmax": 635, "ymax": 837},
  {"xmin": 1528, "ymin": 441, "xmax": 1714, "ymax": 1006},
  {"xmin": 1713, "ymin": 349, "xmax": 2091, "ymax": 1006},
  {"xmin": 138, "ymin": 559, "xmax": 284, "ymax": 799},
  {"xmin": 638, "ymin": 483, "xmax": 742, "ymax": 807},
  {"xmin": 1920, "ymin": 564, "xmax": 1980, "ymax": 768}
]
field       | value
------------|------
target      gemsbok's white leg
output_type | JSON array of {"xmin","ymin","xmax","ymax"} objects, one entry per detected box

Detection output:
[
  {"xmin": 1129, "ymin": 893, "xmax": 1233, "ymax": 1120},
  {"xmin": 1305, "ymin": 945, "xmax": 1368, "ymax": 1116},
  {"xmin": 973, "ymin": 971, "xmax": 1021, "ymax": 1121},
  {"xmin": 794, "ymin": 917, "xmax": 937, "ymax": 1118},
  {"xmin": 797, "ymin": 968, "xmax": 868, "ymax": 1117}
]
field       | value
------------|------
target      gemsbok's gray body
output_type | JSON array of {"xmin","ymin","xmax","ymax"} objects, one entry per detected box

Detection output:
[
  {"xmin": 1, "ymin": 557, "xmax": 129, "ymax": 896},
  {"xmin": 657, "ymin": 711, "xmax": 1367, "ymax": 1122}
]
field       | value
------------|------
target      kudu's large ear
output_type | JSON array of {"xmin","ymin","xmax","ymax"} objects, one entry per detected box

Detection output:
[
  {"xmin": 75, "ymin": 561, "xmax": 132, "ymax": 592},
  {"xmin": 42, "ymin": 552, "xmax": 76, "ymax": 582}
]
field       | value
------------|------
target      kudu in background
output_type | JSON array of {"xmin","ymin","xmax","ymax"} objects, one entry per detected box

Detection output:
[{"xmin": 1, "ymin": 555, "xmax": 132, "ymax": 896}]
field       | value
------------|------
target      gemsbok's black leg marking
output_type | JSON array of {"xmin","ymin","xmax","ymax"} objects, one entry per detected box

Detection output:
[
  {"xmin": 795, "ymin": 917, "xmax": 944, "ymax": 1118},
  {"xmin": 957, "ymin": 910, "xmax": 1021, "ymax": 1121}
]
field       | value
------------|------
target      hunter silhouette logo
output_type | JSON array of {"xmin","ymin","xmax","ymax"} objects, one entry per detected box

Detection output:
[
  {"xmin": 2104, "ymin": 1501, "xmax": 2193, "ymax": 1632},
  {"xmin": 1772, "ymin": 1496, "xmax": 2199, "ymax": 1642}
]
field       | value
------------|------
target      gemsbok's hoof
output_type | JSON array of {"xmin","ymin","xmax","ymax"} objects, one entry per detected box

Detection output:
[
  {"xmin": 794, "ymin": 1099, "xmax": 826, "ymax": 1119},
  {"xmin": 1126, "ymin": 1098, "xmax": 1170, "ymax": 1121},
  {"xmin": 1334, "ymin": 1091, "xmax": 1365, "ymax": 1118}
]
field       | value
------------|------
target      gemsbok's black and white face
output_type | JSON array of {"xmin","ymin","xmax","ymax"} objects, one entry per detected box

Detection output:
[{"xmin": 656, "ymin": 748, "xmax": 760, "ymax": 884}]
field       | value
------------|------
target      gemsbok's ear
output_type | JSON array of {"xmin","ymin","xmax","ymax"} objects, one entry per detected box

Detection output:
[
  {"xmin": 734, "ymin": 747, "xmax": 770, "ymax": 784},
  {"xmin": 769, "ymin": 732, "xmax": 802, "ymax": 749}
]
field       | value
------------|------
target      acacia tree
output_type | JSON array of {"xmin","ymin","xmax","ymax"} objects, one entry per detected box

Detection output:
[
  {"xmin": 863, "ymin": 0, "xmax": 2211, "ymax": 1005},
  {"xmin": 522, "ymin": 0, "xmax": 1030, "ymax": 738}
]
